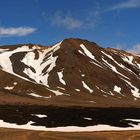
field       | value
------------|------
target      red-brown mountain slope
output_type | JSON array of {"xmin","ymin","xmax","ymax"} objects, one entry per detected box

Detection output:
[{"xmin": 0, "ymin": 38, "xmax": 140, "ymax": 107}]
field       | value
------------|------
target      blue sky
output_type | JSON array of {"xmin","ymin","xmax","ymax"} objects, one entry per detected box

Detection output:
[{"xmin": 0, "ymin": 0, "xmax": 140, "ymax": 53}]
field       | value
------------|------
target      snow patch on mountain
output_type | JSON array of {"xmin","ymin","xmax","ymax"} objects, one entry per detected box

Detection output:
[
  {"xmin": 82, "ymin": 81, "xmax": 93, "ymax": 93},
  {"xmin": 102, "ymin": 51, "xmax": 125, "ymax": 69},
  {"xmin": 122, "ymin": 56, "xmax": 134, "ymax": 65},
  {"xmin": 80, "ymin": 44, "xmax": 95, "ymax": 60},
  {"xmin": 114, "ymin": 85, "xmax": 121, "ymax": 94},
  {"xmin": 75, "ymin": 89, "xmax": 80, "ymax": 92},
  {"xmin": 83, "ymin": 117, "xmax": 92, "ymax": 120},
  {"xmin": 28, "ymin": 93, "xmax": 51, "ymax": 98},
  {"xmin": 31, "ymin": 114, "xmax": 47, "ymax": 118},
  {"xmin": 81, "ymin": 74, "xmax": 85, "ymax": 77},
  {"xmin": 57, "ymin": 69, "xmax": 66, "ymax": 85},
  {"xmin": 48, "ymin": 89, "xmax": 64, "ymax": 96},
  {"xmin": 13, "ymin": 82, "xmax": 17, "ymax": 85},
  {"xmin": 102, "ymin": 58, "xmax": 130, "ymax": 80},
  {"xmin": 0, "ymin": 48, "xmax": 10, "ymax": 53},
  {"xmin": 4, "ymin": 86, "xmax": 14, "ymax": 90},
  {"xmin": 121, "ymin": 78, "xmax": 140, "ymax": 98},
  {"xmin": 21, "ymin": 42, "xmax": 61, "ymax": 87},
  {"xmin": 80, "ymin": 44, "xmax": 104, "ymax": 69}
]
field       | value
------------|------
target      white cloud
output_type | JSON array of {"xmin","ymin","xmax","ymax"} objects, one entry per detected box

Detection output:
[
  {"xmin": 0, "ymin": 27, "xmax": 36, "ymax": 37},
  {"xmin": 51, "ymin": 11, "xmax": 100, "ymax": 30},
  {"xmin": 85, "ymin": 10, "xmax": 100, "ymax": 28},
  {"xmin": 109, "ymin": 0, "xmax": 140, "ymax": 10},
  {"xmin": 127, "ymin": 44, "xmax": 140, "ymax": 54},
  {"xmin": 52, "ymin": 11, "xmax": 83, "ymax": 29},
  {"xmin": 114, "ymin": 43, "xmax": 140, "ymax": 54}
]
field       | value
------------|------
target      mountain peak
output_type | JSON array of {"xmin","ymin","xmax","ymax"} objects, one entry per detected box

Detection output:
[
  {"xmin": 62, "ymin": 38, "xmax": 98, "ymax": 46},
  {"xmin": 58, "ymin": 38, "xmax": 101, "ymax": 52}
]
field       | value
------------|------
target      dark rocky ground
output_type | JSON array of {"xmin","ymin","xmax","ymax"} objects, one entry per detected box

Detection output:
[{"xmin": 0, "ymin": 105, "xmax": 140, "ymax": 128}]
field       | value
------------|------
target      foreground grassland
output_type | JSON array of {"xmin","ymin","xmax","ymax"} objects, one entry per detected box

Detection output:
[{"xmin": 0, "ymin": 128, "xmax": 140, "ymax": 140}]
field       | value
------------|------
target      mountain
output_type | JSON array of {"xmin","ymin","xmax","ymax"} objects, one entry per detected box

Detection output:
[{"xmin": 0, "ymin": 38, "xmax": 140, "ymax": 107}]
